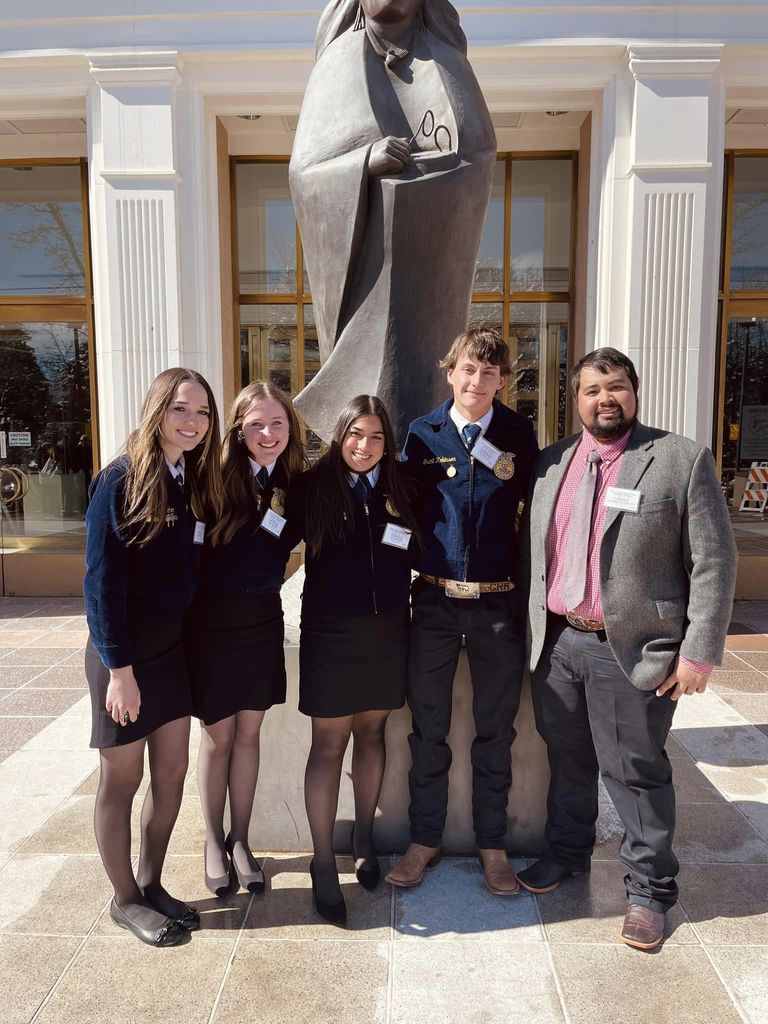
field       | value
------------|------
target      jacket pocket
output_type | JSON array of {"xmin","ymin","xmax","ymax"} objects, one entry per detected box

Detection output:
[{"xmin": 656, "ymin": 596, "xmax": 687, "ymax": 619}]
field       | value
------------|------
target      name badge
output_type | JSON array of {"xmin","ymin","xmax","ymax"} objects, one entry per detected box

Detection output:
[
  {"xmin": 193, "ymin": 521, "xmax": 206, "ymax": 545},
  {"xmin": 471, "ymin": 435, "xmax": 501, "ymax": 471},
  {"xmin": 382, "ymin": 523, "xmax": 412, "ymax": 550},
  {"xmin": 260, "ymin": 508, "xmax": 286, "ymax": 537},
  {"xmin": 604, "ymin": 487, "xmax": 641, "ymax": 513}
]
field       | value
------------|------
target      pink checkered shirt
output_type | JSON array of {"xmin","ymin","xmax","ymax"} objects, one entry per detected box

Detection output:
[{"xmin": 545, "ymin": 428, "xmax": 712, "ymax": 676}]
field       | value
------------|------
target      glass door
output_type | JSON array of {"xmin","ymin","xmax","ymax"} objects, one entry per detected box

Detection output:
[{"xmin": 0, "ymin": 160, "xmax": 96, "ymax": 595}]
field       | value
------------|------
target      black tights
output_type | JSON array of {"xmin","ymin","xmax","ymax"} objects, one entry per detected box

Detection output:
[
  {"xmin": 304, "ymin": 710, "xmax": 389, "ymax": 903},
  {"xmin": 197, "ymin": 709, "xmax": 266, "ymax": 878},
  {"xmin": 94, "ymin": 716, "xmax": 190, "ymax": 926}
]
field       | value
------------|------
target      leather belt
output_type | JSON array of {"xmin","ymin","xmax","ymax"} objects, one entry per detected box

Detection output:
[
  {"xmin": 419, "ymin": 574, "xmax": 515, "ymax": 599},
  {"xmin": 565, "ymin": 613, "xmax": 606, "ymax": 632}
]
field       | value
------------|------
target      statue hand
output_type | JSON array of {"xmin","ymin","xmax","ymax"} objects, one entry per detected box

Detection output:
[{"xmin": 369, "ymin": 137, "xmax": 411, "ymax": 176}]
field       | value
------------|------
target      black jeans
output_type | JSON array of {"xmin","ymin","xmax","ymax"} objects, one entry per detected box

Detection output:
[
  {"xmin": 532, "ymin": 619, "xmax": 679, "ymax": 913},
  {"xmin": 406, "ymin": 578, "xmax": 525, "ymax": 849}
]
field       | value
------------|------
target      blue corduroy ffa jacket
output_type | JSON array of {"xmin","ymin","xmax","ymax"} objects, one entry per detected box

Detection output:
[
  {"xmin": 401, "ymin": 399, "xmax": 539, "ymax": 583},
  {"xmin": 83, "ymin": 456, "xmax": 201, "ymax": 669}
]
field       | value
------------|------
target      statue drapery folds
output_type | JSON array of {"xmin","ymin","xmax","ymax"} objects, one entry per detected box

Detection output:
[{"xmin": 290, "ymin": 0, "xmax": 497, "ymax": 442}]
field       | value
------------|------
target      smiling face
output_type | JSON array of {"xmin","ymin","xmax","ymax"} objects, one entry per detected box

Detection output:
[
  {"xmin": 241, "ymin": 398, "xmax": 290, "ymax": 467},
  {"xmin": 341, "ymin": 414, "xmax": 386, "ymax": 474},
  {"xmin": 576, "ymin": 366, "xmax": 638, "ymax": 442},
  {"xmin": 360, "ymin": 0, "xmax": 423, "ymax": 28},
  {"xmin": 158, "ymin": 380, "xmax": 210, "ymax": 464},
  {"xmin": 447, "ymin": 351, "xmax": 506, "ymax": 422}
]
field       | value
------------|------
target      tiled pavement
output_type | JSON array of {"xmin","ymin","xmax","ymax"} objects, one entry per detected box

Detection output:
[{"xmin": 1, "ymin": 598, "xmax": 768, "ymax": 1024}]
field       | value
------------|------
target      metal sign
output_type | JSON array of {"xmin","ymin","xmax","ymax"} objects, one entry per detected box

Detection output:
[
  {"xmin": 8, "ymin": 431, "xmax": 31, "ymax": 447},
  {"xmin": 741, "ymin": 406, "xmax": 768, "ymax": 462}
]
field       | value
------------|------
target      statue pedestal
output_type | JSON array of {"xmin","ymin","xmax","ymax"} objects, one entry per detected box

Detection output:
[{"xmin": 252, "ymin": 632, "xmax": 551, "ymax": 855}]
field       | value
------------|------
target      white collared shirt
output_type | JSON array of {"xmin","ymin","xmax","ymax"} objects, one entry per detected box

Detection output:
[
  {"xmin": 165, "ymin": 455, "xmax": 185, "ymax": 484},
  {"xmin": 248, "ymin": 457, "xmax": 276, "ymax": 479},
  {"xmin": 449, "ymin": 404, "xmax": 494, "ymax": 440},
  {"xmin": 347, "ymin": 464, "xmax": 381, "ymax": 489}
]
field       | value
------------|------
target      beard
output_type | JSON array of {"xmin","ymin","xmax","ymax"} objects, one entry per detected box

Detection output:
[{"xmin": 580, "ymin": 405, "xmax": 636, "ymax": 441}]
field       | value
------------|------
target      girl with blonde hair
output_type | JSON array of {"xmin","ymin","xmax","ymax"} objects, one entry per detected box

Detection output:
[
  {"xmin": 187, "ymin": 381, "xmax": 308, "ymax": 897},
  {"xmin": 84, "ymin": 367, "xmax": 222, "ymax": 947}
]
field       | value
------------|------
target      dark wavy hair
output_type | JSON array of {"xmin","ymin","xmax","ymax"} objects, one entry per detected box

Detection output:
[
  {"xmin": 306, "ymin": 394, "xmax": 421, "ymax": 555},
  {"xmin": 315, "ymin": 0, "xmax": 467, "ymax": 58}
]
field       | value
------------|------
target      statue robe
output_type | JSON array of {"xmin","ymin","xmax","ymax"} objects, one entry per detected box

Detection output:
[{"xmin": 289, "ymin": 25, "xmax": 497, "ymax": 443}]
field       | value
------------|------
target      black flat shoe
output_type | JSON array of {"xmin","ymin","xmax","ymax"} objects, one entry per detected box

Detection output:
[
  {"xmin": 109, "ymin": 899, "xmax": 186, "ymax": 948},
  {"xmin": 225, "ymin": 833, "xmax": 265, "ymax": 894},
  {"xmin": 309, "ymin": 860, "xmax": 347, "ymax": 927},
  {"xmin": 204, "ymin": 841, "xmax": 233, "ymax": 898},
  {"xmin": 515, "ymin": 857, "xmax": 588, "ymax": 895},
  {"xmin": 351, "ymin": 826, "xmax": 380, "ymax": 891},
  {"xmin": 141, "ymin": 885, "xmax": 201, "ymax": 931}
]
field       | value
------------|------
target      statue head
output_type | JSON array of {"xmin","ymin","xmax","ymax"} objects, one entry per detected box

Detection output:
[{"xmin": 315, "ymin": 0, "xmax": 467, "ymax": 58}]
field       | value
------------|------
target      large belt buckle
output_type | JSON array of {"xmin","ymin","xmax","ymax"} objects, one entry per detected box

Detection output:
[
  {"xmin": 566, "ymin": 613, "xmax": 604, "ymax": 632},
  {"xmin": 445, "ymin": 579, "xmax": 480, "ymax": 600}
]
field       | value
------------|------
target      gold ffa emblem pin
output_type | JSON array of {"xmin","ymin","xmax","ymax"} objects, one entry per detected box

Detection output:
[
  {"xmin": 270, "ymin": 489, "xmax": 286, "ymax": 515},
  {"xmin": 446, "ymin": 466, "xmax": 457, "ymax": 478},
  {"xmin": 493, "ymin": 453, "xmax": 516, "ymax": 481}
]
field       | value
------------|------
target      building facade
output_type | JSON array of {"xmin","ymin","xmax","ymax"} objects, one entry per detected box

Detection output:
[{"xmin": 1, "ymin": 2, "xmax": 767, "ymax": 595}]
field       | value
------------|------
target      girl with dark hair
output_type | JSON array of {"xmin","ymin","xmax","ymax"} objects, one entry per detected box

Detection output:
[
  {"xmin": 187, "ymin": 382, "xmax": 308, "ymax": 898},
  {"xmin": 296, "ymin": 394, "xmax": 419, "ymax": 925},
  {"xmin": 84, "ymin": 367, "xmax": 222, "ymax": 947}
]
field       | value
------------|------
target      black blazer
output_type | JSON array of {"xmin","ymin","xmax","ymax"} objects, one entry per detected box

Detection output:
[
  {"xmin": 83, "ymin": 456, "xmax": 201, "ymax": 668},
  {"xmin": 294, "ymin": 464, "xmax": 413, "ymax": 617},
  {"xmin": 198, "ymin": 462, "xmax": 302, "ymax": 597}
]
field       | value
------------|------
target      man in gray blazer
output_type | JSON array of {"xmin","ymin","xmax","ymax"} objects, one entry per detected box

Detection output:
[{"xmin": 518, "ymin": 347, "xmax": 737, "ymax": 950}]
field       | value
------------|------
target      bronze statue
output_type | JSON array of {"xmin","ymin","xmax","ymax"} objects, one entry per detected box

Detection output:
[{"xmin": 290, "ymin": 0, "xmax": 497, "ymax": 443}]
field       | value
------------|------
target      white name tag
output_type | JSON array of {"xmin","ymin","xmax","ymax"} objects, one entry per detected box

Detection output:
[
  {"xmin": 382, "ymin": 523, "xmax": 412, "ymax": 550},
  {"xmin": 260, "ymin": 508, "xmax": 286, "ymax": 537},
  {"xmin": 604, "ymin": 487, "xmax": 642, "ymax": 513},
  {"xmin": 193, "ymin": 521, "xmax": 206, "ymax": 545},
  {"xmin": 471, "ymin": 435, "xmax": 501, "ymax": 470}
]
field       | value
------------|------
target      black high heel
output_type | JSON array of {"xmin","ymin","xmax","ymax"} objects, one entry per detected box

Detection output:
[
  {"xmin": 204, "ymin": 840, "xmax": 233, "ymax": 898},
  {"xmin": 309, "ymin": 860, "xmax": 347, "ymax": 927},
  {"xmin": 351, "ymin": 826, "xmax": 380, "ymax": 891},
  {"xmin": 225, "ymin": 833, "xmax": 265, "ymax": 894}
]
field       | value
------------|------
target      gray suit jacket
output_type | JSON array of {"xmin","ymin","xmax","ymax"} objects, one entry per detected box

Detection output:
[{"xmin": 526, "ymin": 423, "xmax": 738, "ymax": 690}]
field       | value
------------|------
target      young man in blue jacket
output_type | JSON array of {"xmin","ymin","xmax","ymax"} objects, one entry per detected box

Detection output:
[{"xmin": 386, "ymin": 327, "xmax": 539, "ymax": 895}]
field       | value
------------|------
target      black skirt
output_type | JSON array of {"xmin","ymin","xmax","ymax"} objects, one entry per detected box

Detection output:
[
  {"xmin": 86, "ymin": 612, "xmax": 192, "ymax": 749},
  {"xmin": 187, "ymin": 592, "xmax": 286, "ymax": 726},
  {"xmin": 299, "ymin": 604, "xmax": 409, "ymax": 718}
]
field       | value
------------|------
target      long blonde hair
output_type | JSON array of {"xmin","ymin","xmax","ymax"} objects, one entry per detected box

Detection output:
[
  {"xmin": 122, "ymin": 368, "xmax": 223, "ymax": 546},
  {"xmin": 210, "ymin": 381, "xmax": 308, "ymax": 546}
]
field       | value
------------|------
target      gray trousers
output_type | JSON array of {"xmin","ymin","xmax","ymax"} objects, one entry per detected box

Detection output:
[{"xmin": 532, "ymin": 618, "xmax": 679, "ymax": 913}]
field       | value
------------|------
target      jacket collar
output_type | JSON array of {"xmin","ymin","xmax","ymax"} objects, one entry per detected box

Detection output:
[
  {"xmin": 537, "ymin": 421, "xmax": 656, "ymax": 540},
  {"xmin": 425, "ymin": 398, "xmax": 503, "ymax": 431}
]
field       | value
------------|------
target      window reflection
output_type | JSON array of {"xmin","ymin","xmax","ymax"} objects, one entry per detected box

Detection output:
[
  {"xmin": 511, "ymin": 160, "xmax": 572, "ymax": 293},
  {"xmin": 731, "ymin": 157, "xmax": 768, "ymax": 291},
  {"xmin": 0, "ymin": 165, "xmax": 85, "ymax": 296},
  {"xmin": 236, "ymin": 163, "xmax": 297, "ymax": 294},
  {"xmin": 0, "ymin": 322, "xmax": 92, "ymax": 543},
  {"xmin": 508, "ymin": 302, "xmax": 569, "ymax": 440},
  {"xmin": 474, "ymin": 162, "xmax": 505, "ymax": 292},
  {"xmin": 239, "ymin": 304, "xmax": 298, "ymax": 392}
]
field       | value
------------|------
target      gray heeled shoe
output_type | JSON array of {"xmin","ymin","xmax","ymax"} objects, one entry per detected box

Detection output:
[
  {"xmin": 203, "ymin": 840, "xmax": 233, "ymax": 898},
  {"xmin": 225, "ymin": 833, "xmax": 265, "ymax": 894}
]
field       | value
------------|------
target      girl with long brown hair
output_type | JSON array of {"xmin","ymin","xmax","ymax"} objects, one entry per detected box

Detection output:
[
  {"xmin": 187, "ymin": 381, "xmax": 308, "ymax": 897},
  {"xmin": 296, "ymin": 394, "xmax": 419, "ymax": 925},
  {"xmin": 84, "ymin": 367, "xmax": 222, "ymax": 947}
]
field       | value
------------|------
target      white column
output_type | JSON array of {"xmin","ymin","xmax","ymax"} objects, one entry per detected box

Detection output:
[
  {"xmin": 87, "ymin": 52, "xmax": 222, "ymax": 463},
  {"xmin": 592, "ymin": 45, "xmax": 725, "ymax": 445}
]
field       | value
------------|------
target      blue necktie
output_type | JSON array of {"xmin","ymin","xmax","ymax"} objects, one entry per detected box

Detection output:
[
  {"xmin": 462, "ymin": 423, "xmax": 482, "ymax": 452},
  {"xmin": 353, "ymin": 474, "xmax": 373, "ymax": 503},
  {"xmin": 256, "ymin": 466, "xmax": 269, "ymax": 491}
]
